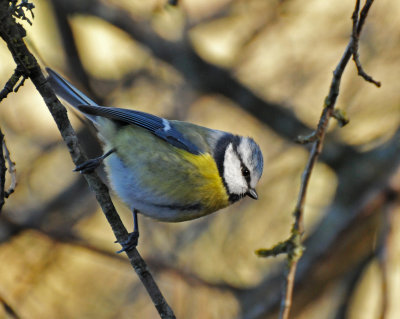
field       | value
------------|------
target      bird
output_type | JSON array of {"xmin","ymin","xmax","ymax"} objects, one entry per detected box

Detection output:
[{"xmin": 46, "ymin": 68, "xmax": 264, "ymax": 251}]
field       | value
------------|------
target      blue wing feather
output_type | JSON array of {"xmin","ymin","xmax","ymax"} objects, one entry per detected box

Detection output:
[
  {"xmin": 46, "ymin": 68, "xmax": 201, "ymax": 155},
  {"xmin": 77, "ymin": 105, "xmax": 201, "ymax": 155}
]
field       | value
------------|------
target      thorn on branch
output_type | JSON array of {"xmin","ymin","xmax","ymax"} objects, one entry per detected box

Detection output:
[{"xmin": 332, "ymin": 109, "xmax": 350, "ymax": 127}]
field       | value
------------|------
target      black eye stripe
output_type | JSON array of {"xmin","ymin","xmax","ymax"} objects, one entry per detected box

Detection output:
[{"xmin": 233, "ymin": 142, "xmax": 251, "ymax": 185}]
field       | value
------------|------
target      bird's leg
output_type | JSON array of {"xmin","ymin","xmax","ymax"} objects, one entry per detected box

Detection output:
[
  {"xmin": 74, "ymin": 149, "xmax": 115, "ymax": 174},
  {"xmin": 116, "ymin": 209, "xmax": 140, "ymax": 253}
]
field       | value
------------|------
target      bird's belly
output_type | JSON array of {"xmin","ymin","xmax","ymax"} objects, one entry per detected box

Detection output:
[{"xmin": 105, "ymin": 154, "xmax": 218, "ymax": 222}]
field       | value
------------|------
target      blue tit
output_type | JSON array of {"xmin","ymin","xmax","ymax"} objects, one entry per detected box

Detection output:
[{"xmin": 47, "ymin": 68, "xmax": 263, "ymax": 249}]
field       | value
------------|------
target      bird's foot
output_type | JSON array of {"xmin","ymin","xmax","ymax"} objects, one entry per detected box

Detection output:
[
  {"xmin": 74, "ymin": 158, "xmax": 103, "ymax": 174},
  {"xmin": 74, "ymin": 149, "xmax": 115, "ymax": 174},
  {"xmin": 115, "ymin": 231, "xmax": 139, "ymax": 253}
]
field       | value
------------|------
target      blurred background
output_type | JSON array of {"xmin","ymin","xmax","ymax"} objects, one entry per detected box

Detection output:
[{"xmin": 0, "ymin": 0, "xmax": 399, "ymax": 318}]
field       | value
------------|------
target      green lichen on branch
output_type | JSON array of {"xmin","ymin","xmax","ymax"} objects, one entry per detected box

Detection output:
[
  {"xmin": 332, "ymin": 109, "xmax": 350, "ymax": 127},
  {"xmin": 295, "ymin": 131, "xmax": 319, "ymax": 145},
  {"xmin": 256, "ymin": 230, "xmax": 305, "ymax": 264}
]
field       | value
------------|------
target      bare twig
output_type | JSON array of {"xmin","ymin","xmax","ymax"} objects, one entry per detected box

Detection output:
[
  {"xmin": 0, "ymin": 128, "xmax": 5, "ymax": 212},
  {"xmin": 0, "ymin": 128, "xmax": 16, "ymax": 212},
  {"xmin": 0, "ymin": 65, "xmax": 25, "ymax": 102},
  {"xmin": 351, "ymin": 0, "xmax": 381, "ymax": 87},
  {"xmin": 245, "ymin": 156, "xmax": 400, "ymax": 319},
  {"xmin": 3, "ymin": 138, "xmax": 17, "ymax": 198},
  {"xmin": 279, "ymin": 1, "xmax": 379, "ymax": 318},
  {"xmin": 256, "ymin": 1, "xmax": 379, "ymax": 318},
  {"xmin": 0, "ymin": 2, "xmax": 175, "ymax": 318}
]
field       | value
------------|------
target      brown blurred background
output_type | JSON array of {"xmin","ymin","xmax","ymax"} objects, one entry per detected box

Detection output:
[{"xmin": 0, "ymin": 0, "xmax": 399, "ymax": 318}]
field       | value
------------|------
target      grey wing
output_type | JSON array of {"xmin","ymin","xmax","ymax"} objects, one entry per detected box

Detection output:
[{"xmin": 77, "ymin": 104, "xmax": 201, "ymax": 155}]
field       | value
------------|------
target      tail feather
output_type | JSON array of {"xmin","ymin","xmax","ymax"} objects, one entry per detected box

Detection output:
[{"xmin": 46, "ymin": 68, "xmax": 97, "ymax": 107}]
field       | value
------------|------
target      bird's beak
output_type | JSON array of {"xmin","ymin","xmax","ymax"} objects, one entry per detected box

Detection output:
[{"xmin": 246, "ymin": 188, "xmax": 258, "ymax": 200}]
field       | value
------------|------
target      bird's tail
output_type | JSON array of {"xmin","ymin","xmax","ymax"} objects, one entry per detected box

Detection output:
[
  {"xmin": 46, "ymin": 68, "xmax": 99, "ymax": 122},
  {"xmin": 46, "ymin": 68, "xmax": 96, "ymax": 107}
]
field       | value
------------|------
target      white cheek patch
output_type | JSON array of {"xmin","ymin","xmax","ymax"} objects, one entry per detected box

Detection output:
[
  {"xmin": 238, "ymin": 139, "xmax": 258, "ymax": 188},
  {"xmin": 223, "ymin": 143, "xmax": 247, "ymax": 195}
]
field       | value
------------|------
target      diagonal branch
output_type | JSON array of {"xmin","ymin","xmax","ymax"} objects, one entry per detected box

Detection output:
[{"xmin": 0, "ymin": 2, "xmax": 175, "ymax": 318}]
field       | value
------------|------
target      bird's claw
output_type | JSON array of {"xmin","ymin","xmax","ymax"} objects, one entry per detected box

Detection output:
[
  {"xmin": 115, "ymin": 231, "xmax": 139, "ymax": 253},
  {"xmin": 74, "ymin": 158, "xmax": 103, "ymax": 174}
]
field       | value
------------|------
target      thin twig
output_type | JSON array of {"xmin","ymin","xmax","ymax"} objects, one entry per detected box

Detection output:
[
  {"xmin": 0, "ymin": 2, "xmax": 175, "ymax": 318},
  {"xmin": 279, "ymin": 2, "xmax": 378, "ymax": 318},
  {"xmin": 351, "ymin": 0, "xmax": 381, "ymax": 87},
  {"xmin": 256, "ymin": 1, "xmax": 379, "ymax": 319},
  {"xmin": 3, "ymin": 138, "xmax": 17, "ymax": 198},
  {"xmin": 0, "ymin": 128, "xmax": 5, "ymax": 212},
  {"xmin": 0, "ymin": 65, "xmax": 24, "ymax": 102}
]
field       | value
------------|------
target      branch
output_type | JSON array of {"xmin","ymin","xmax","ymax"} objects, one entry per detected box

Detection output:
[
  {"xmin": 256, "ymin": 1, "xmax": 379, "ymax": 318},
  {"xmin": 0, "ymin": 2, "xmax": 175, "ymax": 318},
  {"xmin": 0, "ymin": 127, "xmax": 16, "ymax": 213},
  {"xmin": 2, "ymin": 137, "xmax": 16, "ymax": 198},
  {"xmin": 0, "ymin": 65, "xmax": 26, "ymax": 102},
  {"xmin": 0, "ymin": 128, "xmax": 5, "ymax": 213},
  {"xmin": 351, "ymin": 0, "xmax": 381, "ymax": 87},
  {"xmin": 243, "ymin": 159, "xmax": 400, "ymax": 319}
]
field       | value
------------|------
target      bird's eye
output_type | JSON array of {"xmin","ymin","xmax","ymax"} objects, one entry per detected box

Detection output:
[{"xmin": 241, "ymin": 166, "xmax": 250, "ymax": 178}]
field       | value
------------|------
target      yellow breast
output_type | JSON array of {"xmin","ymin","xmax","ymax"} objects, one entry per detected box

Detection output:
[{"xmin": 178, "ymin": 150, "xmax": 229, "ymax": 214}]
